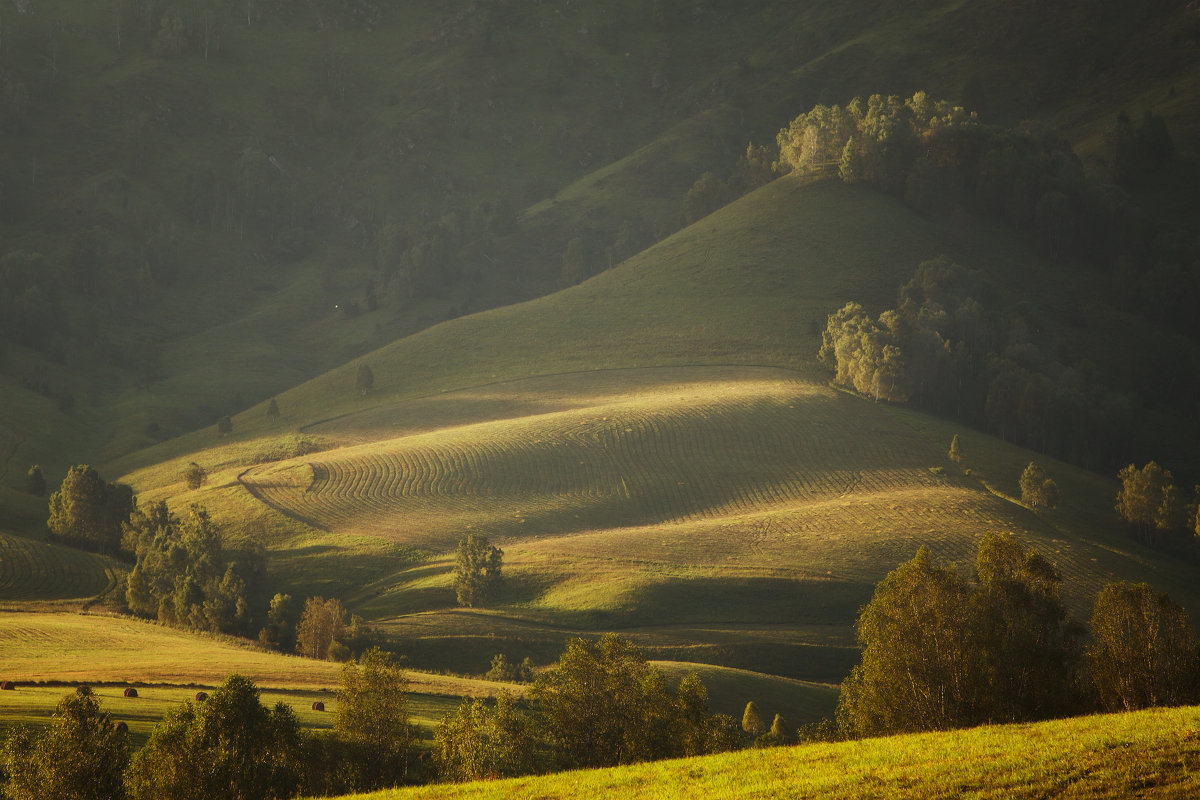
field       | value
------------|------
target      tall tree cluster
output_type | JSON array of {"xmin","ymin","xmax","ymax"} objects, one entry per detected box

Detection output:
[
  {"xmin": 123, "ymin": 501, "xmax": 253, "ymax": 634},
  {"xmin": 436, "ymin": 634, "xmax": 738, "ymax": 781},
  {"xmin": 47, "ymin": 465, "xmax": 135, "ymax": 554},
  {"xmin": 839, "ymin": 536, "xmax": 1199, "ymax": 738}
]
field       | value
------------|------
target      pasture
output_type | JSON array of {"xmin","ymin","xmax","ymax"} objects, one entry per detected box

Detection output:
[{"xmin": 338, "ymin": 704, "xmax": 1200, "ymax": 800}]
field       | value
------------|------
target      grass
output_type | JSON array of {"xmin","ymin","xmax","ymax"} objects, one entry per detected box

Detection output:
[
  {"xmin": 88, "ymin": 178, "xmax": 1200, "ymax": 690},
  {"xmin": 334, "ymin": 705, "xmax": 1200, "ymax": 800}
]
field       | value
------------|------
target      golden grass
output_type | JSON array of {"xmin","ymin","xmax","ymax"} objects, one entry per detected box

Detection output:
[
  {"xmin": 335, "ymin": 705, "xmax": 1200, "ymax": 800},
  {"xmin": 0, "ymin": 611, "xmax": 513, "ymax": 698}
]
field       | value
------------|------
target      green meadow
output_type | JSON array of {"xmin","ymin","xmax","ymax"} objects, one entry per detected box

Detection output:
[{"xmin": 338, "ymin": 705, "xmax": 1200, "ymax": 800}]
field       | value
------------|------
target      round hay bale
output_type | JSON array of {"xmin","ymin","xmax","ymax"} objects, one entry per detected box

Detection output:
[
  {"xmin": 0, "ymin": 681, "xmax": 15, "ymax": 690},
  {"xmin": 113, "ymin": 721, "xmax": 128, "ymax": 734},
  {"xmin": 311, "ymin": 701, "xmax": 325, "ymax": 712},
  {"xmin": 195, "ymin": 691, "xmax": 208, "ymax": 702},
  {"xmin": 123, "ymin": 687, "xmax": 138, "ymax": 698}
]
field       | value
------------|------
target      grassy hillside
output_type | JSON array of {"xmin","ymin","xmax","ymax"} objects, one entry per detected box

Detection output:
[
  {"xmin": 88, "ymin": 178, "xmax": 1199, "ymax": 694},
  {"xmin": 336, "ymin": 705, "xmax": 1200, "ymax": 800}
]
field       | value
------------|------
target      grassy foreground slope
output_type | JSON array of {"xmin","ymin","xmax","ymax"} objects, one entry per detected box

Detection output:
[{"xmin": 339, "ymin": 705, "xmax": 1200, "ymax": 800}]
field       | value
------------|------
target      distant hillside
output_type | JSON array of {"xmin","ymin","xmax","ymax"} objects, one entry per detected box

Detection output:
[
  {"xmin": 99, "ymin": 178, "xmax": 1200, "ymax": 685},
  {"xmin": 2, "ymin": 0, "xmax": 1197, "ymax": 501},
  {"xmin": 341, "ymin": 704, "xmax": 1200, "ymax": 800}
]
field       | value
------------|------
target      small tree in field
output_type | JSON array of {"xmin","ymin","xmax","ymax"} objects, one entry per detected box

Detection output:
[
  {"xmin": 1019, "ymin": 462, "xmax": 1058, "ymax": 509},
  {"xmin": 741, "ymin": 701, "xmax": 766, "ymax": 737},
  {"xmin": 24, "ymin": 464, "xmax": 45, "ymax": 496},
  {"xmin": 454, "ymin": 533, "xmax": 503, "ymax": 607},
  {"xmin": 267, "ymin": 397, "xmax": 280, "ymax": 423},
  {"xmin": 184, "ymin": 462, "xmax": 207, "ymax": 490},
  {"xmin": 216, "ymin": 415, "xmax": 233, "ymax": 435},
  {"xmin": 1116, "ymin": 461, "xmax": 1180, "ymax": 541},
  {"xmin": 947, "ymin": 435, "xmax": 962, "ymax": 464}
]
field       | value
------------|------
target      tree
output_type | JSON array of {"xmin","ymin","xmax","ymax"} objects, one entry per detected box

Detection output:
[
  {"xmin": 454, "ymin": 533, "xmax": 503, "ymax": 607},
  {"xmin": 1116, "ymin": 461, "xmax": 1180, "ymax": 542},
  {"xmin": 1086, "ymin": 582, "xmax": 1200, "ymax": 712},
  {"xmin": 485, "ymin": 653, "xmax": 534, "ymax": 683},
  {"xmin": 1, "ymin": 686, "xmax": 129, "ymax": 800},
  {"xmin": 741, "ymin": 700, "xmax": 766, "ymax": 738},
  {"xmin": 970, "ymin": 532, "xmax": 1079, "ymax": 722},
  {"xmin": 837, "ymin": 547, "xmax": 976, "ymax": 737},
  {"xmin": 267, "ymin": 397, "xmax": 280, "ymax": 423},
  {"xmin": 760, "ymin": 713, "xmax": 793, "ymax": 747},
  {"xmin": 184, "ymin": 462, "xmax": 207, "ymax": 490},
  {"xmin": 216, "ymin": 415, "xmax": 233, "ymax": 435},
  {"xmin": 295, "ymin": 596, "xmax": 350, "ymax": 660},
  {"xmin": 258, "ymin": 593, "xmax": 295, "ymax": 651},
  {"xmin": 123, "ymin": 502, "xmax": 251, "ymax": 634},
  {"xmin": 1019, "ymin": 462, "xmax": 1058, "ymax": 509},
  {"xmin": 125, "ymin": 674, "xmax": 303, "ymax": 800},
  {"xmin": 335, "ymin": 648, "xmax": 414, "ymax": 789},
  {"xmin": 818, "ymin": 302, "xmax": 908, "ymax": 403},
  {"xmin": 355, "ymin": 364, "xmax": 374, "ymax": 396},
  {"xmin": 47, "ymin": 464, "xmax": 135, "ymax": 553},
  {"xmin": 947, "ymin": 435, "xmax": 961, "ymax": 464},
  {"xmin": 435, "ymin": 691, "xmax": 549, "ymax": 782},
  {"xmin": 23, "ymin": 464, "xmax": 45, "ymax": 496}
]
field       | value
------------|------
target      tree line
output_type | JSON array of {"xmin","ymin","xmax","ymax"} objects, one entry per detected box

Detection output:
[
  {"xmin": 0, "ymin": 635, "xmax": 738, "ymax": 798},
  {"xmin": 836, "ymin": 532, "xmax": 1199, "ymax": 738}
]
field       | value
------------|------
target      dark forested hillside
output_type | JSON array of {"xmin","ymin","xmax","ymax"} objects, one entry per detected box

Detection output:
[{"xmin": 1, "ymin": 0, "xmax": 1198, "ymax": 494}]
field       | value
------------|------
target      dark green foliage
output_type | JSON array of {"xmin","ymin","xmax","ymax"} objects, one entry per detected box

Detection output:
[
  {"xmin": 758, "ymin": 713, "xmax": 793, "ymax": 747},
  {"xmin": 47, "ymin": 464, "xmax": 135, "ymax": 554},
  {"xmin": 258, "ymin": 593, "xmax": 295, "ymax": 651},
  {"xmin": 683, "ymin": 171, "xmax": 734, "ymax": 224},
  {"xmin": 125, "ymin": 674, "xmax": 304, "ymax": 800},
  {"xmin": 838, "ymin": 534, "xmax": 1079, "ymax": 736},
  {"xmin": 530, "ymin": 634, "xmax": 735, "ymax": 769},
  {"xmin": 1116, "ymin": 462, "xmax": 1181, "ymax": 542},
  {"xmin": 1019, "ymin": 462, "xmax": 1058, "ymax": 510},
  {"xmin": 1087, "ymin": 582, "xmax": 1200, "ymax": 712},
  {"xmin": 485, "ymin": 653, "xmax": 535, "ymax": 683},
  {"xmin": 123, "ymin": 502, "xmax": 251, "ymax": 634},
  {"xmin": 23, "ymin": 464, "xmax": 44, "ymax": 496},
  {"xmin": 454, "ymin": 533, "xmax": 503, "ymax": 608},
  {"xmin": 334, "ymin": 648, "xmax": 414, "ymax": 790},
  {"xmin": 183, "ymin": 462, "xmax": 207, "ymax": 491},
  {"xmin": 0, "ymin": 686, "xmax": 129, "ymax": 800},
  {"xmin": 267, "ymin": 397, "xmax": 280, "ymax": 423},
  {"xmin": 355, "ymin": 364, "xmax": 374, "ymax": 397},
  {"xmin": 559, "ymin": 237, "xmax": 586, "ymax": 289},
  {"xmin": 948, "ymin": 435, "xmax": 961, "ymax": 464},
  {"xmin": 216, "ymin": 415, "xmax": 233, "ymax": 435},
  {"xmin": 295, "ymin": 596, "xmax": 351, "ymax": 661}
]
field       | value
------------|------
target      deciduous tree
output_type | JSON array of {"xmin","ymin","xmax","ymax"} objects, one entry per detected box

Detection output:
[
  {"xmin": 125, "ymin": 674, "xmax": 303, "ymax": 800},
  {"xmin": 1087, "ymin": 581, "xmax": 1199, "ymax": 712},
  {"xmin": 454, "ymin": 533, "xmax": 503, "ymax": 607},
  {"xmin": 47, "ymin": 464, "xmax": 135, "ymax": 554},
  {"xmin": 335, "ymin": 648, "xmax": 414, "ymax": 789},
  {"xmin": 295, "ymin": 596, "xmax": 350, "ymax": 660},
  {"xmin": 1, "ymin": 686, "xmax": 129, "ymax": 800},
  {"xmin": 1116, "ymin": 461, "xmax": 1180, "ymax": 542},
  {"xmin": 1019, "ymin": 462, "xmax": 1058, "ymax": 509}
]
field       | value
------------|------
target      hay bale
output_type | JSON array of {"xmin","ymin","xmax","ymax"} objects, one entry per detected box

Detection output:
[
  {"xmin": 195, "ymin": 691, "xmax": 208, "ymax": 702},
  {"xmin": 0, "ymin": 681, "xmax": 15, "ymax": 690},
  {"xmin": 311, "ymin": 701, "xmax": 325, "ymax": 712},
  {"xmin": 123, "ymin": 687, "xmax": 138, "ymax": 698},
  {"xmin": 113, "ymin": 721, "xmax": 128, "ymax": 733}
]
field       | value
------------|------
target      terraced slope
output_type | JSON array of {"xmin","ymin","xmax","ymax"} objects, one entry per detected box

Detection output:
[{"xmin": 0, "ymin": 533, "xmax": 113, "ymax": 604}]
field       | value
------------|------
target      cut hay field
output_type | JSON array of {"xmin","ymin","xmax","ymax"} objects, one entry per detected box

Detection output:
[
  {"xmin": 337, "ymin": 704, "xmax": 1200, "ymax": 800},
  {"xmin": 0, "ymin": 533, "xmax": 114, "ymax": 604}
]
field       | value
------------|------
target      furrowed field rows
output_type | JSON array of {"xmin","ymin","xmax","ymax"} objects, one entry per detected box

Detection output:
[
  {"xmin": 240, "ymin": 369, "xmax": 950, "ymax": 551},
  {"xmin": 0, "ymin": 533, "xmax": 110, "ymax": 601}
]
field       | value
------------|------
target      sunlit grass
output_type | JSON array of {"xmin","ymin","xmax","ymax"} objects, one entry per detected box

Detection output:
[{"xmin": 336, "ymin": 705, "xmax": 1200, "ymax": 800}]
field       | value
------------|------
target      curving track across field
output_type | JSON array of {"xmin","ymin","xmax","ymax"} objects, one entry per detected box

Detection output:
[{"xmin": 239, "ymin": 367, "xmax": 950, "ymax": 552}]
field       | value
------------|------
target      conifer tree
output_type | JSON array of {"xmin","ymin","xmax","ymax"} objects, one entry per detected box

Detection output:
[
  {"xmin": 948, "ymin": 435, "xmax": 962, "ymax": 464},
  {"xmin": 267, "ymin": 397, "xmax": 280, "ymax": 423},
  {"xmin": 741, "ymin": 701, "xmax": 766, "ymax": 737}
]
